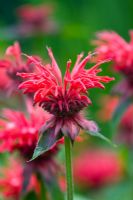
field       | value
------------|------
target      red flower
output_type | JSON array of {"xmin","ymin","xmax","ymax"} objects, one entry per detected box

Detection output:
[
  {"xmin": 74, "ymin": 149, "xmax": 123, "ymax": 188},
  {"xmin": 18, "ymin": 48, "xmax": 114, "ymax": 144},
  {"xmin": 16, "ymin": 4, "xmax": 55, "ymax": 36},
  {"xmin": 0, "ymin": 42, "xmax": 36, "ymax": 95},
  {"xmin": 0, "ymin": 158, "xmax": 41, "ymax": 200},
  {"xmin": 0, "ymin": 159, "xmax": 23, "ymax": 200},
  {"xmin": 0, "ymin": 100, "xmax": 49, "ymax": 158},
  {"xmin": 0, "ymin": 100, "xmax": 62, "ymax": 186},
  {"xmin": 93, "ymin": 31, "xmax": 133, "ymax": 95}
]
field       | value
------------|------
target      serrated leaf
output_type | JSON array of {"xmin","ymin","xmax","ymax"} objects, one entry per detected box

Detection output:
[
  {"xmin": 112, "ymin": 96, "xmax": 132, "ymax": 126},
  {"xmin": 88, "ymin": 131, "xmax": 116, "ymax": 147},
  {"xmin": 30, "ymin": 127, "xmax": 62, "ymax": 161}
]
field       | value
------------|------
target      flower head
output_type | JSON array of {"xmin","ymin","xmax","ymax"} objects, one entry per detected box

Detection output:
[
  {"xmin": 0, "ymin": 100, "xmax": 49, "ymax": 158},
  {"xmin": 0, "ymin": 100, "xmax": 62, "ymax": 182},
  {"xmin": 93, "ymin": 31, "xmax": 133, "ymax": 94},
  {"xmin": 93, "ymin": 31, "xmax": 133, "ymax": 72},
  {"xmin": 0, "ymin": 42, "xmax": 36, "ymax": 95},
  {"xmin": 17, "ymin": 48, "xmax": 114, "ymax": 146},
  {"xmin": 0, "ymin": 158, "xmax": 41, "ymax": 199},
  {"xmin": 74, "ymin": 149, "xmax": 123, "ymax": 188},
  {"xmin": 16, "ymin": 4, "xmax": 55, "ymax": 36},
  {"xmin": 0, "ymin": 159, "xmax": 23, "ymax": 199}
]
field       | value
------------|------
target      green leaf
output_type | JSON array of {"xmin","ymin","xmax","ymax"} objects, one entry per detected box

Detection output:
[
  {"xmin": 23, "ymin": 191, "xmax": 38, "ymax": 200},
  {"xmin": 88, "ymin": 131, "xmax": 116, "ymax": 147},
  {"xmin": 30, "ymin": 128, "xmax": 62, "ymax": 161},
  {"xmin": 112, "ymin": 96, "xmax": 132, "ymax": 126}
]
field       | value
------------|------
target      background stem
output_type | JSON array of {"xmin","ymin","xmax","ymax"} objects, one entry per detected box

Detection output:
[{"xmin": 65, "ymin": 136, "xmax": 74, "ymax": 200}]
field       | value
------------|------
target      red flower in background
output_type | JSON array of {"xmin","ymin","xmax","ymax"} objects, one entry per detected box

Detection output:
[
  {"xmin": 0, "ymin": 100, "xmax": 49, "ymax": 158},
  {"xmin": 17, "ymin": 48, "xmax": 114, "ymax": 145},
  {"xmin": 0, "ymin": 100, "xmax": 62, "ymax": 187},
  {"xmin": 0, "ymin": 159, "xmax": 23, "ymax": 200},
  {"xmin": 74, "ymin": 149, "xmax": 123, "ymax": 188},
  {"xmin": 0, "ymin": 42, "xmax": 36, "ymax": 95},
  {"xmin": 93, "ymin": 31, "xmax": 133, "ymax": 95},
  {"xmin": 0, "ymin": 158, "xmax": 41, "ymax": 200},
  {"xmin": 16, "ymin": 4, "xmax": 56, "ymax": 36}
]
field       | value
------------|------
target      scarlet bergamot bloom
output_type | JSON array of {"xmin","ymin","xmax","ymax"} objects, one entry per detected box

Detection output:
[
  {"xmin": 93, "ymin": 31, "xmax": 133, "ymax": 96},
  {"xmin": 17, "ymin": 48, "xmax": 114, "ymax": 159},
  {"xmin": 0, "ymin": 42, "xmax": 38, "ymax": 95}
]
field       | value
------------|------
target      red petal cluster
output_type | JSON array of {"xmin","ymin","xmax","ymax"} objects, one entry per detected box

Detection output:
[
  {"xmin": 18, "ymin": 48, "xmax": 114, "ymax": 117},
  {"xmin": 0, "ymin": 159, "xmax": 23, "ymax": 199},
  {"xmin": 16, "ymin": 4, "xmax": 55, "ymax": 36},
  {"xmin": 0, "ymin": 158, "xmax": 41, "ymax": 199},
  {"xmin": 93, "ymin": 31, "xmax": 133, "ymax": 75},
  {"xmin": 0, "ymin": 42, "xmax": 36, "ymax": 95},
  {"xmin": 17, "ymin": 4, "xmax": 52, "ymax": 23},
  {"xmin": 74, "ymin": 149, "xmax": 123, "ymax": 188},
  {"xmin": 0, "ymin": 100, "xmax": 49, "ymax": 158}
]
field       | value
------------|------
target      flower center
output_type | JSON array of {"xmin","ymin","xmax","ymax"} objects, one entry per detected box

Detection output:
[{"xmin": 40, "ymin": 92, "xmax": 89, "ymax": 117}]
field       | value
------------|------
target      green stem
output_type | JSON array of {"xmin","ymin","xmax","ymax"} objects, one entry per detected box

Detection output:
[{"xmin": 65, "ymin": 137, "xmax": 74, "ymax": 200}]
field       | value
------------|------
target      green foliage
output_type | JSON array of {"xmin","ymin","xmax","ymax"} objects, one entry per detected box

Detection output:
[{"xmin": 91, "ymin": 181, "xmax": 133, "ymax": 200}]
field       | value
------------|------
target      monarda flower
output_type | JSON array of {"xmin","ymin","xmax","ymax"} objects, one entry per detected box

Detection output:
[
  {"xmin": 16, "ymin": 4, "xmax": 56, "ymax": 37},
  {"xmin": 0, "ymin": 42, "xmax": 35, "ymax": 95},
  {"xmin": 74, "ymin": 149, "xmax": 123, "ymax": 188},
  {"xmin": 17, "ymin": 48, "xmax": 114, "ymax": 159},
  {"xmin": 0, "ymin": 158, "xmax": 40, "ymax": 200},
  {"xmin": 0, "ymin": 101, "xmax": 49, "ymax": 158},
  {"xmin": 93, "ymin": 31, "xmax": 133, "ymax": 96},
  {"xmin": 0, "ymin": 101, "xmax": 62, "ymax": 189},
  {"xmin": 0, "ymin": 159, "xmax": 23, "ymax": 200}
]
